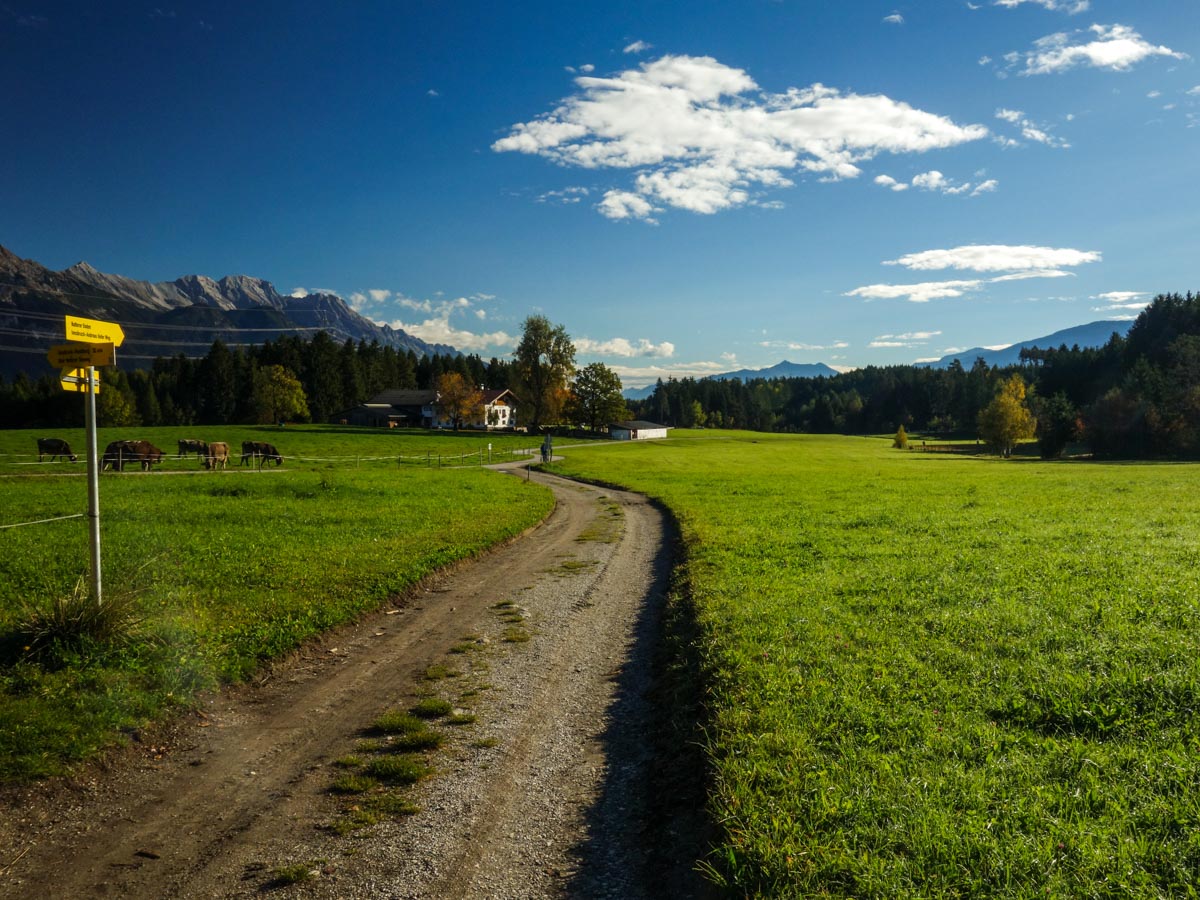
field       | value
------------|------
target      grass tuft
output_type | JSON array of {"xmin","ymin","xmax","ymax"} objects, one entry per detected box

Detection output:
[
  {"xmin": 411, "ymin": 697, "xmax": 453, "ymax": 719},
  {"xmin": 363, "ymin": 754, "xmax": 432, "ymax": 785}
]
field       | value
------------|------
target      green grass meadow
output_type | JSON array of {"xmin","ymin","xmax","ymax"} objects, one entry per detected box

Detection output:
[
  {"xmin": 0, "ymin": 425, "xmax": 551, "ymax": 779},
  {"xmin": 548, "ymin": 431, "xmax": 1200, "ymax": 898}
]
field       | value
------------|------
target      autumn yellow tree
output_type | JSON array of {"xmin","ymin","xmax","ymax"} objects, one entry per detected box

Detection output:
[
  {"xmin": 435, "ymin": 372, "xmax": 484, "ymax": 431},
  {"xmin": 978, "ymin": 373, "xmax": 1036, "ymax": 457},
  {"xmin": 254, "ymin": 364, "xmax": 309, "ymax": 424}
]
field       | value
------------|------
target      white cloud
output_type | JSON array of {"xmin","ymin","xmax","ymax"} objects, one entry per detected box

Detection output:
[
  {"xmin": 368, "ymin": 289, "xmax": 392, "ymax": 302},
  {"xmin": 846, "ymin": 280, "xmax": 984, "ymax": 303},
  {"xmin": 598, "ymin": 190, "xmax": 659, "ymax": 222},
  {"xmin": 870, "ymin": 330, "xmax": 942, "ymax": 348},
  {"xmin": 883, "ymin": 12, "xmax": 904, "ymax": 24},
  {"xmin": 887, "ymin": 244, "xmax": 1101, "ymax": 272},
  {"xmin": 493, "ymin": 55, "xmax": 988, "ymax": 220},
  {"xmin": 1147, "ymin": 90, "xmax": 1162, "ymax": 98},
  {"xmin": 1189, "ymin": 86, "xmax": 1200, "ymax": 96},
  {"xmin": 623, "ymin": 40, "xmax": 652, "ymax": 54},
  {"xmin": 290, "ymin": 287, "xmax": 308, "ymax": 298},
  {"xmin": 875, "ymin": 174, "xmax": 909, "ymax": 192},
  {"xmin": 1015, "ymin": 24, "xmax": 1185, "ymax": 76},
  {"xmin": 994, "ymin": 108, "xmax": 1070, "ymax": 148},
  {"xmin": 878, "ymin": 170, "xmax": 997, "ymax": 195},
  {"xmin": 427, "ymin": 89, "xmax": 440, "ymax": 97},
  {"xmin": 994, "ymin": 0, "xmax": 1088, "ymax": 13},
  {"xmin": 759, "ymin": 340, "xmax": 850, "ymax": 351},
  {"xmin": 978, "ymin": 55, "xmax": 993, "ymax": 65},
  {"xmin": 607, "ymin": 359, "xmax": 735, "ymax": 388},
  {"xmin": 574, "ymin": 336, "xmax": 676, "ymax": 358},
  {"xmin": 385, "ymin": 295, "xmax": 512, "ymax": 352},
  {"xmin": 580, "ymin": 64, "xmax": 595, "ymax": 73},
  {"xmin": 990, "ymin": 268, "xmax": 1073, "ymax": 281},
  {"xmin": 537, "ymin": 186, "xmax": 591, "ymax": 204},
  {"xmin": 1092, "ymin": 291, "xmax": 1148, "ymax": 304}
]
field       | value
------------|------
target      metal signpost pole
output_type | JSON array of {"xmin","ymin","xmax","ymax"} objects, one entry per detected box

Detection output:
[{"xmin": 84, "ymin": 365, "xmax": 102, "ymax": 605}]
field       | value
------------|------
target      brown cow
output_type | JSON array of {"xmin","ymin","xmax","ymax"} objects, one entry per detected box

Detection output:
[
  {"xmin": 37, "ymin": 438, "xmax": 77, "ymax": 462},
  {"xmin": 102, "ymin": 440, "xmax": 165, "ymax": 472},
  {"xmin": 205, "ymin": 441, "xmax": 230, "ymax": 470},
  {"xmin": 240, "ymin": 441, "xmax": 283, "ymax": 468},
  {"xmin": 177, "ymin": 439, "xmax": 208, "ymax": 459}
]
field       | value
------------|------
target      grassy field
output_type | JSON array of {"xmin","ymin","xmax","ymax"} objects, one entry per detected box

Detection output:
[
  {"xmin": 0, "ymin": 425, "xmax": 552, "ymax": 780},
  {"xmin": 548, "ymin": 431, "xmax": 1200, "ymax": 898}
]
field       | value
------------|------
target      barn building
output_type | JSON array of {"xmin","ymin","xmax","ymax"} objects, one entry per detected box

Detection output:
[{"xmin": 609, "ymin": 420, "xmax": 669, "ymax": 441}]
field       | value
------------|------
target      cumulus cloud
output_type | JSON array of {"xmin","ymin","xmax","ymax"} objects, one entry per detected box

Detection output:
[
  {"xmin": 1189, "ymin": 86, "xmax": 1200, "ymax": 96},
  {"xmin": 875, "ymin": 174, "xmax": 909, "ymax": 191},
  {"xmin": 607, "ymin": 359, "xmax": 736, "ymax": 389},
  {"xmin": 623, "ymin": 40, "xmax": 652, "ymax": 54},
  {"xmin": 995, "ymin": 108, "xmax": 1070, "ymax": 147},
  {"xmin": 493, "ymin": 54, "xmax": 988, "ymax": 221},
  {"xmin": 887, "ymin": 244, "xmax": 1101, "ymax": 272},
  {"xmin": 387, "ymin": 295, "xmax": 512, "ymax": 351},
  {"xmin": 883, "ymin": 12, "xmax": 904, "ymax": 24},
  {"xmin": 574, "ymin": 336, "xmax": 676, "ymax": 358},
  {"xmin": 876, "ymin": 170, "xmax": 998, "ymax": 195},
  {"xmin": 1011, "ymin": 24, "xmax": 1185, "ymax": 76},
  {"xmin": 994, "ymin": 0, "xmax": 1088, "ymax": 13}
]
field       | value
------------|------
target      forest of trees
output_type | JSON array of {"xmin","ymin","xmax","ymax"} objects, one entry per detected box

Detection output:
[
  {"xmin": 0, "ymin": 332, "xmax": 516, "ymax": 430},
  {"xmin": 4, "ymin": 292, "xmax": 1199, "ymax": 459}
]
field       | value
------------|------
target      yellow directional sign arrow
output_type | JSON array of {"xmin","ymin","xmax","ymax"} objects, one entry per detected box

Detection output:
[
  {"xmin": 65, "ymin": 315, "xmax": 125, "ymax": 347},
  {"xmin": 48, "ymin": 342, "xmax": 115, "ymax": 368},
  {"xmin": 60, "ymin": 367, "xmax": 101, "ymax": 394}
]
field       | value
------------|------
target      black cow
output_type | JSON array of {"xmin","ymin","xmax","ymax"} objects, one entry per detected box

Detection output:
[
  {"xmin": 240, "ymin": 441, "xmax": 283, "ymax": 468},
  {"xmin": 37, "ymin": 438, "xmax": 77, "ymax": 462},
  {"xmin": 177, "ymin": 439, "xmax": 208, "ymax": 459},
  {"xmin": 102, "ymin": 440, "xmax": 165, "ymax": 472}
]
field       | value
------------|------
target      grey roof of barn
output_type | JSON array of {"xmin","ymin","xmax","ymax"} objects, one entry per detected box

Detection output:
[
  {"xmin": 611, "ymin": 420, "xmax": 667, "ymax": 429},
  {"xmin": 367, "ymin": 389, "xmax": 437, "ymax": 407}
]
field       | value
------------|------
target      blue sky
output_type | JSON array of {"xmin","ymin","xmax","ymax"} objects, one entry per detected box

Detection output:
[{"xmin": 3, "ymin": 1, "xmax": 1197, "ymax": 386}]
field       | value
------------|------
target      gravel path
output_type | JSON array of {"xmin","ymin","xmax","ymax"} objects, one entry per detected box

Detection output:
[{"xmin": 0, "ymin": 466, "xmax": 709, "ymax": 899}]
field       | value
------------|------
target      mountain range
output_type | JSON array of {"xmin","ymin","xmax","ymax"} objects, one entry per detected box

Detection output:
[
  {"xmin": 622, "ymin": 323, "xmax": 1133, "ymax": 400},
  {"xmin": 919, "ymin": 320, "xmax": 1132, "ymax": 369},
  {"xmin": 0, "ymin": 245, "xmax": 454, "ymax": 378}
]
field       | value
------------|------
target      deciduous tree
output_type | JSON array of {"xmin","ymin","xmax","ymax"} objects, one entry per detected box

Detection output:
[
  {"xmin": 435, "ymin": 372, "xmax": 484, "ymax": 430},
  {"xmin": 513, "ymin": 315, "xmax": 575, "ymax": 431},
  {"xmin": 568, "ymin": 362, "xmax": 626, "ymax": 432},
  {"xmin": 978, "ymin": 373, "xmax": 1036, "ymax": 457},
  {"xmin": 254, "ymin": 364, "xmax": 309, "ymax": 424}
]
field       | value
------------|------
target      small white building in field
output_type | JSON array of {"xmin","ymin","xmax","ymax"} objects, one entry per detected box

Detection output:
[{"xmin": 609, "ymin": 420, "xmax": 669, "ymax": 441}]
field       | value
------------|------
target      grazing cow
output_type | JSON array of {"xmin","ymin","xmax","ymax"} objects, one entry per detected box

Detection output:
[
  {"xmin": 240, "ymin": 440, "xmax": 283, "ymax": 467},
  {"xmin": 37, "ymin": 438, "xmax": 77, "ymax": 462},
  {"xmin": 177, "ymin": 439, "xmax": 208, "ymax": 459},
  {"xmin": 102, "ymin": 440, "xmax": 165, "ymax": 472},
  {"xmin": 205, "ymin": 441, "xmax": 230, "ymax": 470}
]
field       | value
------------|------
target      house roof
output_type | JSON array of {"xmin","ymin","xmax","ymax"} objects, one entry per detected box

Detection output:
[
  {"xmin": 611, "ymin": 420, "xmax": 668, "ymax": 430},
  {"xmin": 366, "ymin": 389, "xmax": 437, "ymax": 407},
  {"xmin": 481, "ymin": 388, "xmax": 514, "ymax": 404}
]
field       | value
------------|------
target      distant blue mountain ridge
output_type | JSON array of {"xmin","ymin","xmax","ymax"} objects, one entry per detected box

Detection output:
[
  {"xmin": 919, "ymin": 320, "xmax": 1132, "ymax": 369},
  {"xmin": 621, "ymin": 321, "xmax": 1132, "ymax": 400}
]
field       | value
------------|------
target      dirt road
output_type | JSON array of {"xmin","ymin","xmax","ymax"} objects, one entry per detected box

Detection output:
[{"xmin": 0, "ymin": 467, "xmax": 709, "ymax": 898}]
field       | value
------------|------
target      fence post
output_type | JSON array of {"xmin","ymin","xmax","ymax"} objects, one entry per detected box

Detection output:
[{"xmin": 85, "ymin": 366, "xmax": 102, "ymax": 605}]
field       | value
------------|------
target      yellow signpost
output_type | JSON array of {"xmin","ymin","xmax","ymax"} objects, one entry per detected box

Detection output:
[
  {"xmin": 65, "ymin": 315, "xmax": 125, "ymax": 347},
  {"xmin": 60, "ymin": 367, "xmax": 102, "ymax": 393},
  {"xmin": 55, "ymin": 315, "xmax": 125, "ymax": 606},
  {"xmin": 49, "ymin": 342, "xmax": 115, "ymax": 369}
]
